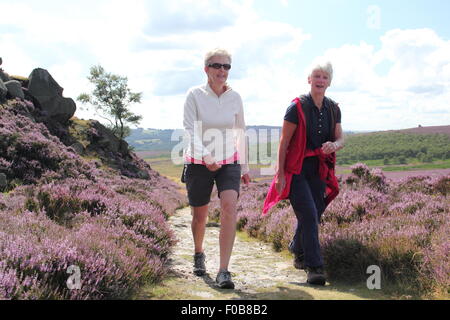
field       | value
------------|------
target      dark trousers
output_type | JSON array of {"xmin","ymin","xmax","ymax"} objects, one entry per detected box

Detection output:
[{"xmin": 288, "ymin": 157, "xmax": 326, "ymax": 268}]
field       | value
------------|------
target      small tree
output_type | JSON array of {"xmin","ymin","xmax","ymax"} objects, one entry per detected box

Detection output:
[
  {"xmin": 417, "ymin": 152, "xmax": 426, "ymax": 163},
  {"xmin": 397, "ymin": 156, "xmax": 407, "ymax": 165},
  {"xmin": 77, "ymin": 65, "xmax": 142, "ymax": 142},
  {"xmin": 423, "ymin": 155, "xmax": 433, "ymax": 163}
]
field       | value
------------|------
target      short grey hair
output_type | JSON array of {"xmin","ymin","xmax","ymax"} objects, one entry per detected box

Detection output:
[
  {"xmin": 204, "ymin": 48, "xmax": 232, "ymax": 66},
  {"xmin": 310, "ymin": 61, "xmax": 333, "ymax": 82}
]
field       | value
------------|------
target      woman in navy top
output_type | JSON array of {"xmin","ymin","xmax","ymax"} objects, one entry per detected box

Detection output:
[{"xmin": 275, "ymin": 62, "xmax": 345, "ymax": 286}]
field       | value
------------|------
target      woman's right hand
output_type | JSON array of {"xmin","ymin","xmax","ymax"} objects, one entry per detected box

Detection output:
[
  {"xmin": 203, "ymin": 154, "xmax": 222, "ymax": 172},
  {"xmin": 206, "ymin": 162, "xmax": 222, "ymax": 172},
  {"xmin": 275, "ymin": 174, "xmax": 286, "ymax": 195}
]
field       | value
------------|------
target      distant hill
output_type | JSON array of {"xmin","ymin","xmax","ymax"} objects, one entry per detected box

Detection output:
[
  {"xmin": 127, "ymin": 125, "xmax": 450, "ymax": 152},
  {"xmin": 128, "ymin": 125, "xmax": 450, "ymax": 166},
  {"xmin": 390, "ymin": 125, "xmax": 450, "ymax": 136},
  {"xmin": 126, "ymin": 128, "xmax": 180, "ymax": 151},
  {"xmin": 337, "ymin": 125, "xmax": 450, "ymax": 165},
  {"xmin": 126, "ymin": 125, "xmax": 285, "ymax": 151}
]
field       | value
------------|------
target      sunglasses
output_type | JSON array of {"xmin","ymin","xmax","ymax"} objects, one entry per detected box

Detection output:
[{"xmin": 208, "ymin": 63, "xmax": 232, "ymax": 71}]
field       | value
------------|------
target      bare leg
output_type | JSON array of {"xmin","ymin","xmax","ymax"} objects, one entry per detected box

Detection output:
[
  {"xmin": 191, "ymin": 205, "xmax": 209, "ymax": 254},
  {"xmin": 218, "ymin": 190, "xmax": 238, "ymax": 271}
]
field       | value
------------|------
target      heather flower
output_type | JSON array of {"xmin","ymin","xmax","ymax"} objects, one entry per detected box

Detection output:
[
  {"xmin": 209, "ymin": 169, "xmax": 449, "ymax": 297},
  {"xmin": 350, "ymin": 163, "xmax": 370, "ymax": 179},
  {"xmin": 1, "ymin": 101, "xmax": 186, "ymax": 299},
  {"xmin": 422, "ymin": 219, "xmax": 450, "ymax": 293}
]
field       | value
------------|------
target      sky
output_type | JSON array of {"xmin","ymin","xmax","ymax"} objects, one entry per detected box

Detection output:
[{"xmin": 1, "ymin": 0, "xmax": 449, "ymax": 131}]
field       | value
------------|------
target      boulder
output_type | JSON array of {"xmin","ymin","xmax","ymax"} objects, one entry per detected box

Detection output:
[
  {"xmin": 22, "ymin": 87, "xmax": 42, "ymax": 109},
  {"xmin": 4, "ymin": 80, "xmax": 25, "ymax": 99},
  {"xmin": 28, "ymin": 68, "xmax": 63, "ymax": 97},
  {"xmin": 28, "ymin": 68, "xmax": 76, "ymax": 123},
  {"xmin": 56, "ymin": 97, "xmax": 76, "ymax": 123},
  {"xmin": 0, "ymin": 79, "xmax": 7, "ymax": 102},
  {"xmin": 70, "ymin": 142, "xmax": 85, "ymax": 154},
  {"xmin": 90, "ymin": 120, "xmax": 129, "ymax": 154},
  {"xmin": 0, "ymin": 70, "xmax": 9, "ymax": 82},
  {"xmin": 9, "ymin": 75, "xmax": 29, "ymax": 88},
  {"xmin": 136, "ymin": 170, "xmax": 150, "ymax": 179}
]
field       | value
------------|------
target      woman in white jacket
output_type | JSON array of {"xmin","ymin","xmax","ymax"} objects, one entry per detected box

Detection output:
[{"xmin": 183, "ymin": 48, "xmax": 250, "ymax": 289}]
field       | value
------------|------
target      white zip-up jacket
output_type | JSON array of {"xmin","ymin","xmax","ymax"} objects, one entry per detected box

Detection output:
[{"xmin": 183, "ymin": 83, "xmax": 249, "ymax": 175}]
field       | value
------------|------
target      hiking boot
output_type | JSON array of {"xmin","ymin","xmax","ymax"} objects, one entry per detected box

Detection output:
[
  {"xmin": 306, "ymin": 266, "xmax": 326, "ymax": 286},
  {"xmin": 288, "ymin": 241, "xmax": 305, "ymax": 270},
  {"xmin": 193, "ymin": 252, "xmax": 206, "ymax": 276},
  {"xmin": 216, "ymin": 270, "xmax": 235, "ymax": 289}
]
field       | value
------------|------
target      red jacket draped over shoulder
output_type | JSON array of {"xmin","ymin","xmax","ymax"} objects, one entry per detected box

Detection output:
[{"xmin": 262, "ymin": 97, "xmax": 339, "ymax": 215}]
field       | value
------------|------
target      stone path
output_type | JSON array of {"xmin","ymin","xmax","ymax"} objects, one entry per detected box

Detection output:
[{"xmin": 138, "ymin": 207, "xmax": 389, "ymax": 300}]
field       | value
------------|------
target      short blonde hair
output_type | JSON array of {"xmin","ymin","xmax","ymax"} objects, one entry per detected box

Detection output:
[
  {"xmin": 204, "ymin": 48, "xmax": 232, "ymax": 66},
  {"xmin": 310, "ymin": 61, "xmax": 333, "ymax": 82}
]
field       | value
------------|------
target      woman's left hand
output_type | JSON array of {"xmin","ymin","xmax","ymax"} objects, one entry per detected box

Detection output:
[
  {"xmin": 241, "ymin": 173, "xmax": 250, "ymax": 185},
  {"xmin": 322, "ymin": 141, "xmax": 337, "ymax": 155}
]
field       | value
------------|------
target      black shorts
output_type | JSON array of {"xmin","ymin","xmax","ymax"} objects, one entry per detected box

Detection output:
[{"xmin": 184, "ymin": 164, "xmax": 241, "ymax": 207}]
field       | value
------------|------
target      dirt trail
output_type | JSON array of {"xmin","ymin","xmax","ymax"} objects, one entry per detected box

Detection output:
[{"xmin": 138, "ymin": 207, "xmax": 391, "ymax": 300}]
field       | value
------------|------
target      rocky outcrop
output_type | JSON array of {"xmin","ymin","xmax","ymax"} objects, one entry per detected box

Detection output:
[
  {"xmin": 85, "ymin": 120, "xmax": 151, "ymax": 179},
  {"xmin": 1, "ymin": 60, "xmax": 151, "ymax": 180},
  {"xmin": 28, "ymin": 68, "xmax": 76, "ymax": 124},
  {"xmin": 90, "ymin": 120, "xmax": 129, "ymax": 155}
]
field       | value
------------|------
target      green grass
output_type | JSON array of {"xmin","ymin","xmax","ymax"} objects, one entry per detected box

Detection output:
[
  {"xmin": 145, "ymin": 156, "xmax": 174, "ymax": 162},
  {"xmin": 338, "ymin": 132, "xmax": 450, "ymax": 165},
  {"xmin": 144, "ymin": 157, "xmax": 183, "ymax": 185},
  {"xmin": 382, "ymin": 160, "xmax": 450, "ymax": 171},
  {"xmin": 142, "ymin": 155, "xmax": 449, "ymax": 185},
  {"xmin": 135, "ymin": 151, "xmax": 171, "ymax": 159},
  {"xmin": 339, "ymin": 158, "xmax": 450, "ymax": 172}
]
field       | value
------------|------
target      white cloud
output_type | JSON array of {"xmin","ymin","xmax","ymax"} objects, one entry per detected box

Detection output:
[
  {"xmin": 314, "ymin": 28, "xmax": 450, "ymax": 131},
  {"xmin": 1, "ymin": 0, "xmax": 309, "ymax": 129},
  {"xmin": 143, "ymin": 0, "xmax": 239, "ymax": 36},
  {"xmin": 0, "ymin": 34, "xmax": 37, "ymax": 76},
  {"xmin": 89, "ymin": 0, "xmax": 310, "ymax": 129},
  {"xmin": 381, "ymin": 29, "xmax": 450, "ymax": 91},
  {"xmin": 1, "ymin": 1, "xmax": 448, "ymax": 131}
]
